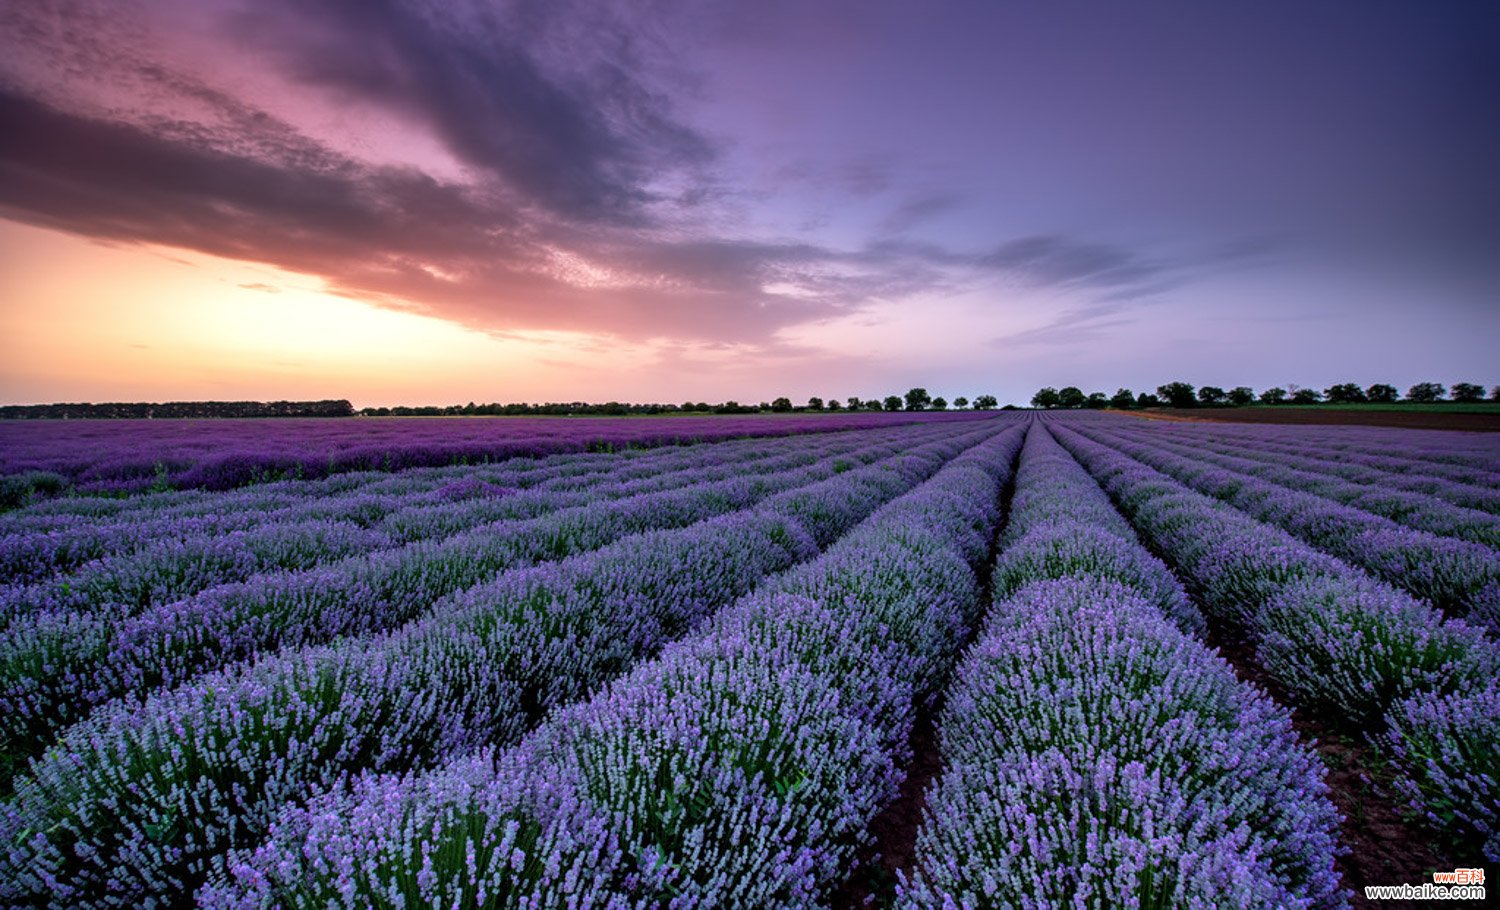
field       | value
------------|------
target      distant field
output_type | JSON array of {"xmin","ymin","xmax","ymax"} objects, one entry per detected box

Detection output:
[
  {"xmin": 0, "ymin": 411, "xmax": 989, "ymax": 500},
  {"xmin": 1252, "ymin": 402, "xmax": 1500, "ymax": 414},
  {"xmin": 1134, "ymin": 403, "xmax": 1500, "ymax": 432}
]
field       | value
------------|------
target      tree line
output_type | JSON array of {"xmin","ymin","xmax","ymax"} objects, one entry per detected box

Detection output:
[
  {"xmin": 0, "ymin": 392, "xmax": 1005, "ymax": 420},
  {"xmin": 360, "ymin": 390, "xmax": 1004, "ymax": 417},
  {"xmin": 0, "ymin": 400, "xmax": 357, "ymax": 420},
  {"xmin": 1030, "ymin": 381, "xmax": 1500, "ymax": 410}
]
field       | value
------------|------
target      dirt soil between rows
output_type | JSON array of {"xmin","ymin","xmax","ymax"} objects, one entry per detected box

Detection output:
[
  {"xmin": 1206, "ymin": 628, "xmax": 1487, "ymax": 909},
  {"xmin": 1123, "ymin": 408, "xmax": 1500, "ymax": 432}
]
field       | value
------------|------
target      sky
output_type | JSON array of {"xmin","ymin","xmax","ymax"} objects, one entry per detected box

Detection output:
[{"xmin": 1, "ymin": 0, "xmax": 1496, "ymax": 407}]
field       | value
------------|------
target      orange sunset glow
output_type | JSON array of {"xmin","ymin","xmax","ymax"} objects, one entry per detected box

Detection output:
[{"xmin": 2, "ymin": 1, "xmax": 1496, "ymax": 406}]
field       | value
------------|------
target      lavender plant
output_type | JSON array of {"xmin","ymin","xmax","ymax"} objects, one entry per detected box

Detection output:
[
  {"xmin": 200, "ymin": 427, "xmax": 1025, "ymax": 909},
  {"xmin": 0, "ymin": 428, "xmax": 947, "ymax": 790},
  {"xmin": 1381, "ymin": 682, "xmax": 1500, "ymax": 862},
  {"xmin": 1069, "ymin": 421, "xmax": 1499, "ymax": 620},
  {"xmin": 899, "ymin": 578, "xmax": 1346, "ymax": 910},
  {"xmin": 0, "ymin": 422, "xmax": 1015, "ymax": 907}
]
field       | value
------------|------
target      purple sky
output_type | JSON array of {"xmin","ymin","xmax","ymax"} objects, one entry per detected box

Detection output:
[{"xmin": 1, "ymin": 0, "xmax": 1496, "ymax": 405}]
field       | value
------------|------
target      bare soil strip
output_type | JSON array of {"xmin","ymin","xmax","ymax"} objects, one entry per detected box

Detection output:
[{"xmin": 829, "ymin": 709, "xmax": 943, "ymax": 908}]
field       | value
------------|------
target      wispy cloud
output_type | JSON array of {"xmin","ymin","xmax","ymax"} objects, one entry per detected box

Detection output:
[
  {"xmin": 0, "ymin": 1, "xmax": 1272, "ymax": 349},
  {"xmin": 876, "ymin": 191, "xmax": 962, "ymax": 235},
  {"xmin": 984, "ymin": 234, "xmax": 1281, "ymax": 347}
]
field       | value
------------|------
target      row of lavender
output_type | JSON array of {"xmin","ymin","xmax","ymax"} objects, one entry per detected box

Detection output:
[
  {"xmin": 194, "ymin": 424, "xmax": 1027, "ymax": 907},
  {"xmin": 1085, "ymin": 415, "xmax": 1500, "ymax": 541},
  {"xmin": 1103, "ymin": 420, "xmax": 1500, "ymax": 515},
  {"xmin": 0, "ymin": 420, "xmax": 973, "ymax": 790},
  {"xmin": 1051, "ymin": 421, "xmax": 1500, "ymax": 864},
  {"xmin": 1, "ymin": 425, "xmax": 907, "ymax": 636},
  {"xmin": 0, "ymin": 411, "xmax": 989, "ymax": 497},
  {"xmin": 0, "ymin": 426, "xmax": 895, "ymax": 586},
  {"xmin": 901, "ymin": 427, "xmax": 1345, "ymax": 906},
  {"xmin": 1125, "ymin": 420, "xmax": 1500, "ymax": 474},
  {"xmin": 0, "ymin": 420, "xmax": 1020, "ymax": 907},
  {"xmin": 1063, "ymin": 417, "xmax": 1500, "ymax": 630},
  {"xmin": 1107, "ymin": 425, "xmax": 1500, "ymax": 542}
]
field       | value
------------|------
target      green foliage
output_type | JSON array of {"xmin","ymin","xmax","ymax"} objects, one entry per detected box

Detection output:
[
  {"xmin": 1450, "ymin": 383, "xmax": 1485, "ymax": 403},
  {"xmin": 1259, "ymin": 387, "xmax": 1287, "ymax": 404},
  {"xmin": 903, "ymin": 388, "xmax": 931, "ymax": 411},
  {"xmin": 1323, "ymin": 383, "xmax": 1366, "ymax": 403},
  {"xmin": 1030, "ymin": 388, "xmax": 1060, "ymax": 409},
  {"xmin": 1406, "ymin": 382, "xmax": 1445, "ymax": 403},
  {"xmin": 1156, "ymin": 382, "xmax": 1196, "ymax": 408},
  {"xmin": 0, "ymin": 471, "xmax": 69, "ymax": 511},
  {"xmin": 1366, "ymin": 383, "xmax": 1398, "ymax": 403}
]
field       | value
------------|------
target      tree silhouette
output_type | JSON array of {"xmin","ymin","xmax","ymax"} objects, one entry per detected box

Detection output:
[
  {"xmin": 1406, "ymin": 382, "xmax": 1445, "ymax": 403},
  {"xmin": 1157, "ymin": 382, "xmax": 1196, "ymax": 408},
  {"xmin": 1451, "ymin": 383, "xmax": 1484, "ymax": 403},
  {"xmin": 1031, "ymin": 388, "xmax": 1060, "ymax": 409},
  {"xmin": 1324, "ymin": 383, "xmax": 1366, "ymax": 403}
]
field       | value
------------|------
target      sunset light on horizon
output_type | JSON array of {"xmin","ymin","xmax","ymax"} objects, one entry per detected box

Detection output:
[{"xmin": 2, "ymin": 1, "xmax": 1496, "ymax": 407}]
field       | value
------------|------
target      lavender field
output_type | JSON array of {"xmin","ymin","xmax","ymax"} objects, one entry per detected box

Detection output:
[
  {"xmin": 0, "ymin": 413, "xmax": 1495, "ymax": 908},
  {"xmin": 0, "ymin": 411, "xmax": 985, "ymax": 499}
]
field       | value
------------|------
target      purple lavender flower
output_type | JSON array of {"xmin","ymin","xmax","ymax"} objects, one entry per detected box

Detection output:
[
  {"xmin": 1381, "ymin": 681, "xmax": 1500, "ymax": 862},
  {"xmin": 899, "ymin": 578, "xmax": 1346, "ymax": 909},
  {"xmin": 203, "ymin": 426, "xmax": 1024, "ymax": 909},
  {"xmin": 0, "ymin": 420, "xmax": 1020, "ymax": 907}
]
